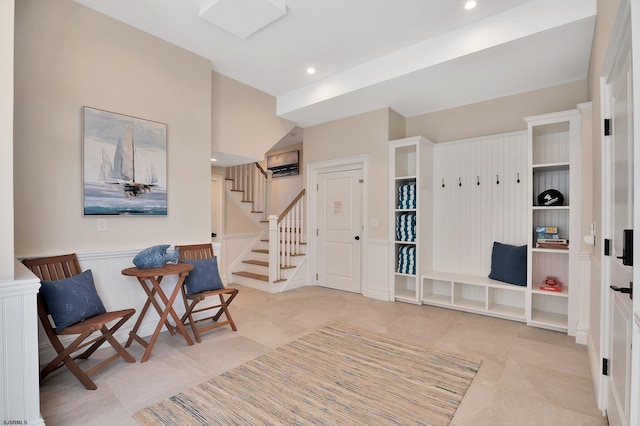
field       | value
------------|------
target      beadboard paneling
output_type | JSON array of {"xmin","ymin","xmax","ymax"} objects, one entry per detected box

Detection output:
[{"xmin": 432, "ymin": 131, "xmax": 528, "ymax": 276}]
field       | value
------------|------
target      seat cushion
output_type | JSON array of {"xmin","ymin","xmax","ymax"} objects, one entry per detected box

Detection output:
[
  {"xmin": 182, "ymin": 257, "xmax": 224, "ymax": 296},
  {"xmin": 488, "ymin": 242, "xmax": 527, "ymax": 286},
  {"xmin": 40, "ymin": 269, "xmax": 107, "ymax": 332}
]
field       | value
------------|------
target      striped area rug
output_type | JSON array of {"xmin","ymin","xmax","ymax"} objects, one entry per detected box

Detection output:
[{"xmin": 134, "ymin": 323, "xmax": 481, "ymax": 425}]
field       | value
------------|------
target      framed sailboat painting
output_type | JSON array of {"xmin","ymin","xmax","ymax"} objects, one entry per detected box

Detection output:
[{"xmin": 82, "ymin": 107, "xmax": 168, "ymax": 215}]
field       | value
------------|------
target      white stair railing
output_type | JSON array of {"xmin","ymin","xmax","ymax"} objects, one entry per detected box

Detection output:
[
  {"xmin": 226, "ymin": 163, "xmax": 272, "ymax": 220},
  {"xmin": 269, "ymin": 189, "xmax": 305, "ymax": 283}
]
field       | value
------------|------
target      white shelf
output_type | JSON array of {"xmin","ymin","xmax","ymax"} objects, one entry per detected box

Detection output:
[
  {"xmin": 532, "ymin": 288, "xmax": 569, "ymax": 298},
  {"xmin": 389, "ymin": 136, "xmax": 434, "ymax": 304},
  {"xmin": 526, "ymin": 109, "xmax": 581, "ymax": 336},
  {"xmin": 530, "ymin": 309, "xmax": 569, "ymax": 330}
]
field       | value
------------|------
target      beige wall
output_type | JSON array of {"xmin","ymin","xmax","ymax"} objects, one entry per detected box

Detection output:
[
  {"xmin": 407, "ymin": 80, "xmax": 588, "ymax": 142},
  {"xmin": 0, "ymin": 0, "xmax": 14, "ymax": 281},
  {"xmin": 304, "ymin": 108, "xmax": 394, "ymax": 240},
  {"xmin": 388, "ymin": 109, "xmax": 407, "ymax": 141},
  {"xmin": 14, "ymin": 0, "xmax": 213, "ymax": 256},
  {"xmin": 265, "ymin": 142, "xmax": 304, "ymax": 215},
  {"xmin": 0, "ymin": 0, "xmax": 15, "ymax": 282},
  {"xmin": 212, "ymin": 72, "xmax": 296, "ymax": 160}
]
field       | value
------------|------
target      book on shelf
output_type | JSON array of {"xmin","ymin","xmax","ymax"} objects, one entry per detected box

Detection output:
[
  {"xmin": 537, "ymin": 238, "xmax": 568, "ymax": 243},
  {"xmin": 535, "ymin": 226, "xmax": 558, "ymax": 234},
  {"xmin": 537, "ymin": 233, "xmax": 561, "ymax": 239},
  {"xmin": 536, "ymin": 239, "xmax": 569, "ymax": 249}
]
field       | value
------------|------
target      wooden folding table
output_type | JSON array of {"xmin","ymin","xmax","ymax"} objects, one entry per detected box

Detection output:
[{"xmin": 122, "ymin": 263, "xmax": 194, "ymax": 362}]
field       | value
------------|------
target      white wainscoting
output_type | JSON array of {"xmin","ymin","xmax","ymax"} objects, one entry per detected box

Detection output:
[
  {"xmin": 576, "ymin": 252, "xmax": 591, "ymax": 344},
  {"xmin": 366, "ymin": 240, "xmax": 390, "ymax": 301},
  {"xmin": 222, "ymin": 233, "xmax": 262, "ymax": 281},
  {"xmin": 432, "ymin": 131, "xmax": 529, "ymax": 276},
  {"xmin": 0, "ymin": 262, "xmax": 44, "ymax": 425},
  {"xmin": 587, "ymin": 256, "xmax": 605, "ymax": 412}
]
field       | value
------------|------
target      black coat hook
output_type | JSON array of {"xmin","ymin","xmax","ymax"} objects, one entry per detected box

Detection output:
[
  {"xmin": 496, "ymin": 174, "xmax": 500, "ymax": 185},
  {"xmin": 516, "ymin": 173, "xmax": 520, "ymax": 184},
  {"xmin": 476, "ymin": 176, "xmax": 480, "ymax": 186},
  {"xmin": 458, "ymin": 177, "xmax": 462, "ymax": 187},
  {"xmin": 442, "ymin": 178, "xmax": 445, "ymax": 188}
]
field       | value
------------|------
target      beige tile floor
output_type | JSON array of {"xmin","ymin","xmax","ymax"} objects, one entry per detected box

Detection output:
[{"xmin": 39, "ymin": 285, "xmax": 607, "ymax": 425}]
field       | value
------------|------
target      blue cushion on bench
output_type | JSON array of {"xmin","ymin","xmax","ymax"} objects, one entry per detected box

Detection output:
[{"xmin": 488, "ymin": 242, "xmax": 527, "ymax": 286}]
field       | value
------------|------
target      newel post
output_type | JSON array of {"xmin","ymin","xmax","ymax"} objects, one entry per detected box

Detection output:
[
  {"xmin": 264, "ymin": 169, "xmax": 273, "ymax": 220},
  {"xmin": 268, "ymin": 214, "xmax": 278, "ymax": 283}
]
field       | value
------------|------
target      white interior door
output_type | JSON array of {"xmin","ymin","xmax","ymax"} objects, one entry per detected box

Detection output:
[
  {"xmin": 316, "ymin": 168, "xmax": 363, "ymax": 293},
  {"xmin": 603, "ymin": 22, "xmax": 634, "ymax": 426}
]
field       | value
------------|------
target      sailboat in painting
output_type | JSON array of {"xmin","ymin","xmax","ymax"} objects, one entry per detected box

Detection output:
[{"xmin": 109, "ymin": 126, "xmax": 156, "ymax": 197}]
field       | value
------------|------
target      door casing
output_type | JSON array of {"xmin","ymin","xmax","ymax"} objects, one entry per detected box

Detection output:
[{"xmin": 307, "ymin": 155, "xmax": 369, "ymax": 295}]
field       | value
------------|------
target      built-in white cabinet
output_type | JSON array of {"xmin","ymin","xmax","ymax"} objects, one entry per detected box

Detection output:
[
  {"xmin": 525, "ymin": 110, "xmax": 581, "ymax": 333},
  {"xmin": 388, "ymin": 109, "xmax": 583, "ymax": 338},
  {"xmin": 388, "ymin": 136, "xmax": 433, "ymax": 303}
]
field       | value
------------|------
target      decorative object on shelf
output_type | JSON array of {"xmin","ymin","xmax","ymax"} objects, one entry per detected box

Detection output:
[
  {"xmin": 133, "ymin": 244, "xmax": 179, "ymax": 268},
  {"xmin": 82, "ymin": 106, "xmax": 168, "ymax": 216},
  {"xmin": 488, "ymin": 241, "xmax": 527, "ymax": 286},
  {"xmin": 537, "ymin": 188, "xmax": 564, "ymax": 206},
  {"xmin": 539, "ymin": 276, "xmax": 563, "ymax": 292}
]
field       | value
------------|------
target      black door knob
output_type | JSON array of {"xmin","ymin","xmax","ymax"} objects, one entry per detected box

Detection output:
[{"xmin": 355, "ymin": 236, "xmax": 360, "ymax": 240}]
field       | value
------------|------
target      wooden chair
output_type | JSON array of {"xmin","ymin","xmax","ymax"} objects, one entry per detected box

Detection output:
[
  {"xmin": 22, "ymin": 254, "xmax": 136, "ymax": 390},
  {"xmin": 175, "ymin": 243, "xmax": 238, "ymax": 343}
]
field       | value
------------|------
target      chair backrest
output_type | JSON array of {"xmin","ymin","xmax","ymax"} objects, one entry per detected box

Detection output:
[
  {"xmin": 23, "ymin": 253, "xmax": 82, "ymax": 281},
  {"xmin": 22, "ymin": 253, "xmax": 83, "ymax": 330},
  {"xmin": 176, "ymin": 243, "xmax": 214, "ymax": 261}
]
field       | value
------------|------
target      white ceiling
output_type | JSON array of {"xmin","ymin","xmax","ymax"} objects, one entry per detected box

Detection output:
[{"xmin": 73, "ymin": 0, "xmax": 596, "ymax": 129}]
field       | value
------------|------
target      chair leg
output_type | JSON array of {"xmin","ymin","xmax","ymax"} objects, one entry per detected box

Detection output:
[
  {"xmin": 77, "ymin": 314, "xmax": 134, "ymax": 361},
  {"xmin": 41, "ymin": 330, "xmax": 97, "ymax": 390}
]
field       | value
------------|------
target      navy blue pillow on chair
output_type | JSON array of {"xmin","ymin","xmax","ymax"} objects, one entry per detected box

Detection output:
[
  {"xmin": 40, "ymin": 269, "xmax": 107, "ymax": 332},
  {"xmin": 182, "ymin": 257, "xmax": 224, "ymax": 296},
  {"xmin": 488, "ymin": 242, "xmax": 527, "ymax": 286}
]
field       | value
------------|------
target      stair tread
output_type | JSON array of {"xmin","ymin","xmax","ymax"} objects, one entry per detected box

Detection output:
[
  {"xmin": 243, "ymin": 260, "xmax": 268, "ymax": 266},
  {"xmin": 242, "ymin": 260, "xmax": 295, "ymax": 269},
  {"xmin": 251, "ymin": 249, "xmax": 305, "ymax": 256},
  {"xmin": 232, "ymin": 271, "xmax": 269, "ymax": 282},
  {"xmin": 261, "ymin": 239, "xmax": 307, "ymax": 245}
]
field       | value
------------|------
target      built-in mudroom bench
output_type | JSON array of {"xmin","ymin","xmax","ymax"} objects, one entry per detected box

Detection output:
[
  {"xmin": 421, "ymin": 271, "xmax": 526, "ymax": 322},
  {"xmin": 389, "ymin": 105, "xmax": 589, "ymax": 342}
]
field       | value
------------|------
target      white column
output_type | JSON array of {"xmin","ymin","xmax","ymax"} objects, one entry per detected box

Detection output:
[
  {"xmin": 0, "ymin": 261, "xmax": 44, "ymax": 426},
  {"xmin": 268, "ymin": 215, "xmax": 278, "ymax": 283}
]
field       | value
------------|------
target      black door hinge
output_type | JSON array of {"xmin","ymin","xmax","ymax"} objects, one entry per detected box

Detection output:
[
  {"xmin": 603, "ymin": 358, "xmax": 609, "ymax": 376},
  {"xmin": 604, "ymin": 119, "xmax": 611, "ymax": 136},
  {"xmin": 604, "ymin": 239, "xmax": 611, "ymax": 256}
]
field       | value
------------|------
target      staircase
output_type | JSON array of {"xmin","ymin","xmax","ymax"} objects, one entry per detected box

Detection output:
[{"xmin": 225, "ymin": 163, "xmax": 307, "ymax": 293}]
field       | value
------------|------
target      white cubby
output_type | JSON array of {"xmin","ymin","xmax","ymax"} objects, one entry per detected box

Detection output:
[{"xmin": 421, "ymin": 272, "xmax": 526, "ymax": 322}]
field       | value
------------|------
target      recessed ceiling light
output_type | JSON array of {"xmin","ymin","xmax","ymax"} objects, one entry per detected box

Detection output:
[
  {"xmin": 210, "ymin": 158, "xmax": 217, "ymax": 162},
  {"xmin": 306, "ymin": 67, "xmax": 316, "ymax": 75},
  {"xmin": 464, "ymin": 0, "xmax": 477, "ymax": 10}
]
